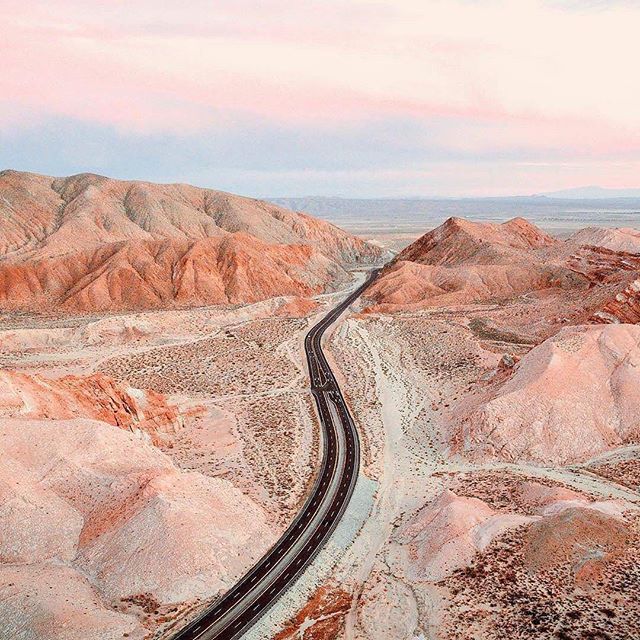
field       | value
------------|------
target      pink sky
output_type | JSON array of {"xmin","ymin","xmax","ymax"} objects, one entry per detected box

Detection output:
[{"xmin": 2, "ymin": 0, "xmax": 639, "ymax": 196}]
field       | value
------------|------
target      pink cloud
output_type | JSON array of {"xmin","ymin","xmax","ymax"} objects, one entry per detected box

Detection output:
[{"xmin": 2, "ymin": 0, "xmax": 640, "ymax": 162}]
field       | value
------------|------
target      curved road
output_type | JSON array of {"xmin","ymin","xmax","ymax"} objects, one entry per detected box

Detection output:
[{"xmin": 172, "ymin": 269, "xmax": 380, "ymax": 640}]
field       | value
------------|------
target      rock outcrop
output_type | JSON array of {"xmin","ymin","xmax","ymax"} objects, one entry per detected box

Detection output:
[
  {"xmin": 431, "ymin": 480, "xmax": 636, "ymax": 640},
  {"xmin": 520, "ymin": 506, "xmax": 630, "ymax": 586},
  {"xmin": 0, "ymin": 370, "xmax": 194, "ymax": 445},
  {"xmin": 274, "ymin": 296, "xmax": 321, "ymax": 318},
  {"xmin": 400, "ymin": 485, "xmax": 628, "ymax": 587},
  {"xmin": 564, "ymin": 241, "xmax": 640, "ymax": 325},
  {"xmin": 448, "ymin": 324, "xmax": 640, "ymax": 464}
]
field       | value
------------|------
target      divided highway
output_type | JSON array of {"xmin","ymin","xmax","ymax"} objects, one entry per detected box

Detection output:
[{"xmin": 172, "ymin": 269, "xmax": 380, "ymax": 640}]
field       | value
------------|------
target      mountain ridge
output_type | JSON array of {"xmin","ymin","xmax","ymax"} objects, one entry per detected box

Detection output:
[{"xmin": 0, "ymin": 170, "xmax": 382, "ymax": 313}]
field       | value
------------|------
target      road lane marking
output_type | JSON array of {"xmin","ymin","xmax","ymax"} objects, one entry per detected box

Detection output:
[{"xmin": 176, "ymin": 271, "xmax": 381, "ymax": 639}]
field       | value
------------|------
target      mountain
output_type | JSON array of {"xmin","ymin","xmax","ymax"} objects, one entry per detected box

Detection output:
[
  {"xmin": 0, "ymin": 171, "xmax": 382, "ymax": 312},
  {"xmin": 363, "ymin": 217, "xmax": 582, "ymax": 313},
  {"xmin": 363, "ymin": 216, "xmax": 640, "ymax": 333},
  {"xmin": 540, "ymin": 186, "xmax": 640, "ymax": 199},
  {"xmin": 395, "ymin": 216, "xmax": 555, "ymax": 265}
]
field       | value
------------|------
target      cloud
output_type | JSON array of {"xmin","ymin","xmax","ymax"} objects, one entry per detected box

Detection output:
[
  {"xmin": 2, "ymin": 0, "xmax": 639, "ymax": 194},
  {"xmin": 3, "ymin": 114, "xmax": 639, "ymax": 197},
  {"xmin": 3, "ymin": 1, "xmax": 640, "ymax": 130}
]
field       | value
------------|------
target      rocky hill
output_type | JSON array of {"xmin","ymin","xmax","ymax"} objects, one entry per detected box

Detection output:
[
  {"xmin": 396, "ymin": 216, "xmax": 555, "ymax": 266},
  {"xmin": 0, "ymin": 170, "xmax": 382, "ymax": 313},
  {"xmin": 447, "ymin": 324, "xmax": 640, "ymax": 464},
  {"xmin": 365, "ymin": 217, "xmax": 583, "ymax": 313},
  {"xmin": 567, "ymin": 226, "xmax": 640, "ymax": 255},
  {"xmin": 364, "ymin": 216, "xmax": 640, "ymax": 329}
]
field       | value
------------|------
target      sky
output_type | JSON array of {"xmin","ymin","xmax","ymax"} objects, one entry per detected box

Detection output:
[{"xmin": 2, "ymin": 0, "xmax": 640, "ymax": 197}]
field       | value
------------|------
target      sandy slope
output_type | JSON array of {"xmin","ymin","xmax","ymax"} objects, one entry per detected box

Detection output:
[
  {"xmin": 448, "ymin": 324, "xmax": 640, "ymax": 464},
  {"xmin": 0, "ymin": 416, "xmax": 276, "ymax": 637},
  {"xmin": 0, "ymin": 282, "xmax": 343, "ymax": 637}
]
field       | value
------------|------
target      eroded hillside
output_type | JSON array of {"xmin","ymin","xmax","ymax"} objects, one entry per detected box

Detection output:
[{"xmin": 0, "ymin": 171, "xmax": 382, "ymax": 313}]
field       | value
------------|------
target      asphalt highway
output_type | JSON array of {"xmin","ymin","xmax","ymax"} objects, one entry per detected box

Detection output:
[{"xmin": 171, "ymin": 268, "xmax": 381, "ymax": 640}]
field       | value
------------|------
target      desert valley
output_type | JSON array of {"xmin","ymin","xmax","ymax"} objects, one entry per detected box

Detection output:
[{"xmin": 0, "ymin": 169, "xmax": 638, "ymax": 640}]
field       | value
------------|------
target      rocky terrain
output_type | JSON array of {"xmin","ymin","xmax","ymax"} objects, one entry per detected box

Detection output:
[
  {"xmin": 448, "ymin": 324, "xmax": 640, "ymax": 464},
  {"xmin": 0, "ymin": 286, "xmax": 346, "ymax": 638},
  {"xmin": 0, "ymin": 369, "xmax": 191, "ymax": 445},
  {"xmin": 568, "ymin": 226, "xmax": 640, "ymax": 255},
  {"xmin": 273, "ymin": 216, "xmax": 640, "ymax": 640},
  {"xmin": 0, "ymin": 174, "xmax": 383, "ymax": 638},
  {"xmin": 0, "ymin": 171, "xmax": 381, "ymax": 313},
  {"xmin": 2, "ymin": 202, "xmax": 639, "ymax": 640},
  {"xmin": 365, "ymin": 216, "xmax": 640, "ymax": 330},
  {"xmin": 1, "ymin": 418, "xmax": 276, "ymax": 636}
]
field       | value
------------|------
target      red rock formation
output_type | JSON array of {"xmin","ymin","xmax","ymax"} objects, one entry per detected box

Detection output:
[
  {"xmin": 0, "ymin": 234, "xmax": 342, "ymax": 313},
  {"xmin": 365, "ymin": 218, "xmax": 640, "ymax": 327},
  {"xmin": 0, "ymin": 370, "xmax": 197, "ymax": 445},
  {"xmin": 274, "ymin": 585, "xmax": 352, "ymax": 640},
  {"xmin": 592, "ymin": 277, "xmax": 640, "ymax": 324},
  {"xmin": 562, "ymin": 244, "xmax": 640, "ymax": 324},
  {"xmin": 365, "ymin": 217, "xmax": 584, "ymax": 312},
  {"xmin": 275, "ymin": 297, "xmax": 320, "ymax": 318},
  {"xmin": 432, "ymin": 480, "xmax": 636, "ymax": 640},
  {"xmin": 0, "ymin": 170, "xmax": 382, "ymax": 313},
  {"xmin": 397, "ymin": 489, "xmax": 532, "ymax": 581},
  {"xmin": 0, "ymin": 170, "xmax": 380, "ymax": 262},
  {"xmin": 0, "ymin": 417, "xmax": 276, "ymax": 636},
  {"xmin": 397, "ymin": 216, "xmax": 555, "ymax": 266}
]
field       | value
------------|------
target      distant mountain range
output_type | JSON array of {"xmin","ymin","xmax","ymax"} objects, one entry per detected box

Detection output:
[
  {"xmin": 538, "ymin": 186, "xmax": 640, "ymax": 199},
  {"xmin": 269, "ymin": 194, "xmax": 640, "ymax": 234}
]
